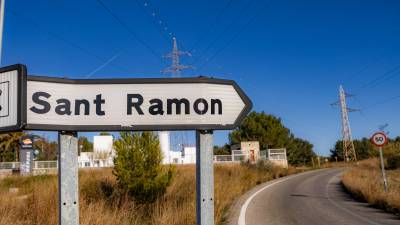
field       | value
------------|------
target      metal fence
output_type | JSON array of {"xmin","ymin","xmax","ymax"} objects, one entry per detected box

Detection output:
[
  {"xmin": 0, "ymin": 162, "xmax": 20, "ymax": 170},
  {"xmin": 268, "ymin": 148, "xmax": 288, "ymax": 168},
  {"xmin": 214, "ymin": 150, "xmax": 245, "ymax": 163},
  {"xmin": 1, "ymin": 149, "xmax": 273, "ymax": 169},
  {"xmin": 34, "ymin": 161, "xmax": 58, "ymax": 169},
  {"xmin": 0, "ymin": 161, "xmax": 58, "ymax": 170},
  {"xmin": 213, "ymin": 155, "xmax": 233, "ymax": 162},
  {"xmin": 213, "ymin": 150, "xmax": 268, "ymax": 163},
  {"xmin": 214, "ymin": 150, "xmax": 270, "ymax": 163}
]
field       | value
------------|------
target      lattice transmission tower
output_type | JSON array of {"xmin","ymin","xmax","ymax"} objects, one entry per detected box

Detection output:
[
  {"xmin": 162, "ymin": 37, "xmax": 193, "ymax": 151},
  {"xmin": 332, "ymin": 85, "xmax": 358, "ymax": 162},
  {"xmin": 162, "ymin": 37, "xmax": 193, "ymax": 77}
]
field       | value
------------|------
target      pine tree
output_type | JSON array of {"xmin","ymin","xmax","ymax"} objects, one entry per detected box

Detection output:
[{"xmin": 113, "ymin": 131, "xmax": 173, "ymax": 204}]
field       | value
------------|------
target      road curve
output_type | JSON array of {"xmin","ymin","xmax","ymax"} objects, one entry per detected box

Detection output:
[{"xmin": 228, "ymin": 168, "xmax": 399, "ymax": 225}]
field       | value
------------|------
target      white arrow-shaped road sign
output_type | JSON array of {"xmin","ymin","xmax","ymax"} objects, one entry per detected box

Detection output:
[{"xmin": 0, "ymin": 64, "xmax": 252, "ymax": 132}]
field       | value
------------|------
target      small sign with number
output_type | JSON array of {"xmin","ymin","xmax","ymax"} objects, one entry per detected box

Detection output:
[{"xmin": 371, "ymin": 132, "xmax": 388, "ymax": 147}]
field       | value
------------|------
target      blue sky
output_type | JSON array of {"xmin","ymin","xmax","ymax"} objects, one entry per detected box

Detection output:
[{"xmin": 4, "ymin": 0, "xmax": 400, "ymax": 155}]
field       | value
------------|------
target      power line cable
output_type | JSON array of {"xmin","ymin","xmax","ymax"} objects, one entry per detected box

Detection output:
[
  {"xmin": 133, "ymin": 0, "xmax": 172, "ymax": 44},
  {"xmin": 198, "ymin": 0, "xmax": 272, "ymax": 70},
  {"xmin": 363, "ymin": 94, "xmax": 400, "ymax": 111},
  {"xmin": 96, "ymin": 0, "xmax": 166, "ymax": 64},
  {"xmin": 136, "ymin": 0, "xmax": 190, "ymax": 52},
  {"xmin": 189, "ymin": 0, "xmax": 234, "ymax": 53},
  {"xmin": 192, "ymin": 0, "xmax": 256, "ymax": 66},
  {"xmin": 355, "ymin": 63, "xmax": 400, "ymax": 93},
  {"xmin": 336, "ymin": 46, "xmax": 396, "ymax": 95},
  {"xmin": 9, "ymin": 9, "xmax": 131, "ymax": 74},
  {"xmin": 342, "ymin": 47, "xmax": 386, "ymax": 87},
  {"xmin": 368, "ymin": 70, "xmax": 400, "ymax": 89}
]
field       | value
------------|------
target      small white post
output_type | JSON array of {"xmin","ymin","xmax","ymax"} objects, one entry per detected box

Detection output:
[
  {"xmin": 196, "ymin": 130, "xmax": 214, "ymax": 225},
  {"xmin": 379, "ymin": 146, "xmax": 388, "ymax": 192},
  {"xmin": 58, "ymin": 131, "xmax": 79, "ymax": 225}
]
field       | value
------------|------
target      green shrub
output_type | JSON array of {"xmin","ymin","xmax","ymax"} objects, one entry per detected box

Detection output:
[
  {"xmin": 113, "ymin": 131, "xmax": 173, "ymax": 204},
  {"xmin": 386, "ymin": 155, "xmax": 400, "ymax": 170}
]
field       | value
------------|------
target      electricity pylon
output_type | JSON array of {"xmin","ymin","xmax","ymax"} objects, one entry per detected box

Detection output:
[
  {"xmin": 162, "ymin": 37, "xmax": 193, "ymax": 77},
  {"xmin": 162, "ymin": 37, "xmax": 193, "ymax": 151},
  {"xmin": 331, "ymin": 85, "xmax": 358, "ymax": 162}
]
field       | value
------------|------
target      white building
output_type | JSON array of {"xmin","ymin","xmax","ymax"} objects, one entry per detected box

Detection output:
[
  {"xmin": 169, "ymin": 151, "xmax": 182, "ymax": 164},
  {"xmin": 181, "ymin": 147, "xmax": 196, "ymax": 164},
  {"xmin": 159, "ymin": 131, "xmax": 171, "ymax": 164},
  {"xmin": 158, "ymin": 131, "xmax": 196, "ymax": 164},
  {"xmin": 230, "ymin": 141, "xmax": 261, "ymax": 163},
  {"xmin": 78, "ymin": 135, "xmax": 114, "ymax": 168},
  {"xmin": 78, "ymin": 133, "xmax": 196, "ymax": 167},
  {"xmin": 161, "ymin": 146, "xmax": 196, "ymax": 164}
]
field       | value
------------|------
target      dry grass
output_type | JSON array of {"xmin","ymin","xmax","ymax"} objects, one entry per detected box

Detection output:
[
  {"xmin": 342, "ymin": 158, "xmax": 400, "ymax": 216},
  {"xmin": 0, "ymin": 163, "xmax": 301, "ymax": 225}
]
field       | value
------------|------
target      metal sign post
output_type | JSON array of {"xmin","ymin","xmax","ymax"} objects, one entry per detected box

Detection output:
[
  {"xmin": 196, "ymin": 130, "xmax": 214, "ymax": 225},
  {"xmin": 378, "ymin": 146, "xmax": 388, "ymax": 192},
  {"xmin": 371, "ymin": 132, "xmax": 389, "ymax": 192},
  {"xmin": 0, "ymin": 64, "xmax": 252, "ymax": 225},
  {"xmin": 58, "ymin": 131, "xmax": 79, "ymax": 225}
]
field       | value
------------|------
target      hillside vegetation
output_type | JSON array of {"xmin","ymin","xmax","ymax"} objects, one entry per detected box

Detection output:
[
  {"xmin": 342, "ymin": 159, "xmax": 400, "ymax": 216},
  {"xmin": 0, "ymin": 163, "xmax": 300, "ymax": 225}
]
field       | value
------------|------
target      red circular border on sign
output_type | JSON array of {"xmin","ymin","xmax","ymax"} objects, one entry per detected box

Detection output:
[{"xmin": 370, "ymin": 132, "xmax": 388, "ymax": 147}]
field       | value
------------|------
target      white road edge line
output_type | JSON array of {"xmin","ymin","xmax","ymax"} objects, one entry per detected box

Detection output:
[{"xmin": 238, "ymin": 175, "xmax": 295, "ymax": 225}]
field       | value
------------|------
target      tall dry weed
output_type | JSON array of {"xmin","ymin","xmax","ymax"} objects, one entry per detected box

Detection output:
[{"xmin": 342, "ymin": 158, "xmax": 400, "ymax": 215}]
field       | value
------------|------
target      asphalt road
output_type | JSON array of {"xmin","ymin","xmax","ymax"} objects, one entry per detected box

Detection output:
[{"xmin": 230, "ymin": 168, "xmax": 400, "ymax": 225}]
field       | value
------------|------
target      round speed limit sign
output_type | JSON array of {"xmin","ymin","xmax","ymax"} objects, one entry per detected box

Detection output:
[{"xmin": 371, "ymin": 132, "xmax": 388, "ymax": 147}]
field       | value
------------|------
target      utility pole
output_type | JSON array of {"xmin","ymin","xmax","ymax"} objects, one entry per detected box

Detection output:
[
  {"xmin": 331, "ymin": 85, "xmax": 358, "ymax": 162},
  {"xmin": 0, "ymin": 0, "xmax": 6, "ymax": 65}
]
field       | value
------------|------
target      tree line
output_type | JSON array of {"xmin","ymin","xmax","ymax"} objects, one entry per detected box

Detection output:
[
  {"xmin": 330, "ymin": 136, "xmax": 400, "ymax": 161},
  {"xmin": 214, "ymin": 111, "xmax": 316, "ymax": 166}
]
